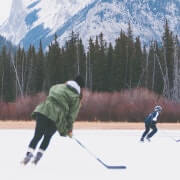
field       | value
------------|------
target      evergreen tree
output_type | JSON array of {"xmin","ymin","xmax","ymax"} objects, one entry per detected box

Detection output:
[
  {"xmin": 131, "ymin": 37, "xmax": 143, "ymax": 88},
  {"xmin": 112, "ymin": 31, "xmax": 127, "ymax": 91},
  {"xmin": 14, "ymin": 46, "xmax": 28, "ymax": 97},
  {"xmin": 34, "ymin": 40, "xmax": 45, "ymax": 93},
  {"xmin": 98, "ymin": 33, "xmax": 107, "ymax": 91},
  {"xmin": 0, "ymin": 46, "xmax": 15, "ymax": 101},
  {"xmin": 87, "ymin": 38, "xmax": 95, "ymax": 89},
  {"xmin": 91, "ymin": 36, "xmax": 100, "ymax": 91},
  {"xmin": 162, "ymin": 20, "xmax": 174, "ymax": 97},
  {"xmin": 76, "ymin": 38, "xmax": 86, "ymax": 78},
  {"xmin": 126, "ymin": 23, "xmax": 134, "ymax": 89},
  {"xmin": 141, "ymin": 45, "xmax": 148, "ymax": 88},
  {"xmin": 112, "ymin": 36, "xmax": 122, "ymax": 91},
  {"xmin": 105, "ymin": 43, "xmax": 114, "ymax": 91},
  {"xmin": 25, "ymin": 45, "xmax": 37, "ymax": 95},
  {"xmin": 46, "ymin": 34, "xmax": 62, "ymax": 90},
  {"xmin": 153, "ymin": 42, "xmax": 164, "ymax": 94},
  {"xmin": 63, "ymin": 31, "xmax": 79, "ymax": 81},
  {"xmin": 90, "ymin": 34, "xmax": 107, "ymax": 91}
]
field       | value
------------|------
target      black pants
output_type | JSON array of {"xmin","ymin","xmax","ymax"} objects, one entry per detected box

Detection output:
[
  {"xmin": 141, "ymin": 121, "xmax": 157, "ymax": 139},
  {"xmin": 29, "ymin": 113, "xmax": 57, "ymax": 151}
]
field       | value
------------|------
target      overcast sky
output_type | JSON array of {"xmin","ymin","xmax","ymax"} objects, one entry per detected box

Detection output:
[{"xmin": 0, "ymin": 0, "xmax": 12, "ymax": 25}]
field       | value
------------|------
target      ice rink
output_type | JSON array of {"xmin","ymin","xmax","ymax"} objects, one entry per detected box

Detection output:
[{"xmin": 0, "ymin": 129, "xmax": 180, "ymax": 180}]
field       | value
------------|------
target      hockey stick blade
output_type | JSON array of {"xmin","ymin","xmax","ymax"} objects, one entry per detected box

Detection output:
[
  {"xmin": 73, "ymin": 137, "xmax": 126, "ymax": 170},
  {"xmin": 96, "ymin": 158, "xmax": 126, "ymax": 169}
]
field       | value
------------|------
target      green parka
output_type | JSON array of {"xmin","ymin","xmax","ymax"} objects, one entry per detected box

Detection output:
[{"xmin": 32, "ymin": 82, "xmax": 81, "ymax": 136}]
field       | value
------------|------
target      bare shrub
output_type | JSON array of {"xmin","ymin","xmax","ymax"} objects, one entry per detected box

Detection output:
[
  {"xmin": 0, "ymin": 93, "xmax": 46, "ymax": 120},
  {"xmin": 15, "ymin": 93, "xmax": 46, "ymax": 120},
  {"xmin": 0, "ymin": 88, "xmax": 180, "ymax": 122},
  {"xmin": 78, "ymin": 88, "xmax": 180, "ymax": 122}
]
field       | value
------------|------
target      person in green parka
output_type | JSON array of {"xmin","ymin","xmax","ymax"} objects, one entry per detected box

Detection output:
[{"xmin": 21, "ymin": 75, "xmax": 85, "ymax": 165}]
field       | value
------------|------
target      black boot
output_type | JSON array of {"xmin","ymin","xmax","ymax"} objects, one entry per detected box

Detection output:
[
  {"xmin": 146, "ymin": 136, "xmax": 151, "ymax": 142},
  {"xmin": 21, "ymin": 152, "xmax": 33, "ymax": 165},
  {"xmin": 32, "ymin": 151, "xmax": 43, "ymax": 165}
]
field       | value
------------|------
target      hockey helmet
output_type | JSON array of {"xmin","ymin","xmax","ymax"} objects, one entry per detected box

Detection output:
[{"xmin": 154, "ymin": 105, "xmax": 162, "ymax": 112}]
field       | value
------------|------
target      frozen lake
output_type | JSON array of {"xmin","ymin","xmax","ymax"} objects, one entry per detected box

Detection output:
[{"xmin": 0, "ymin": 129, "xmax": 180, "ymax": 180}]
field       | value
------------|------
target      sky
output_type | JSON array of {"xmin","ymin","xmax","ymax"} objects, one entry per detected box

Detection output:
[{"xmin": 0, "ymin": 0, "xmax": 12, "ymax": 25}]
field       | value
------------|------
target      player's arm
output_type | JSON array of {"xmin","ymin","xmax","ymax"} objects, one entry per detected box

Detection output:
[
  {"xmin": 66, "ymin": 99, "xmax": 81, "ymax": 137},
  {"xmin": 152, "ymin": 111, "xmax": 159, "ymax": 122}
]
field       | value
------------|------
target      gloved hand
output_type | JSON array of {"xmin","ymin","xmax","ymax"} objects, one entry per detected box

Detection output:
[
  {"xmin": 151, "ymin": 120, "xmax": 157, "ymax": 125},
  {"xmin": 67, "ymin": 131, "xmax": 73, "ymax": 138}
]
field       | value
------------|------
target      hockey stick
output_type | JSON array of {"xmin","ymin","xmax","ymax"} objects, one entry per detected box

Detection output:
[{"xmin": 73, "ymin": 137, "xmax": 126, "ymax": 169}]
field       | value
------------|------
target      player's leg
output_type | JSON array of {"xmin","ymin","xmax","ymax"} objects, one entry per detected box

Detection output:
[
  {"xmin": 147, "ymin": 122, "xmax": 157, "ymax": 140},
  {"xmin": 28, "ymin": 113, "xmax": 47, "ymax": 149},
  {"xmin": 32, "ymin": 118, "xmax": 57, "ymax": 164},
  {"xmin": 140, "ymin": 122, "xmax": 150, "ymax": 142},
  {"xmin": 21, "ymin": 113, "xmax": 46, "ymax": 165}
]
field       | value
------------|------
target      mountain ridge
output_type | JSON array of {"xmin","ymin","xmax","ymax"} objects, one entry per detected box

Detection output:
[{"xmin": 0, "ymin": 0, "xmax": 179, "ymax": 50}]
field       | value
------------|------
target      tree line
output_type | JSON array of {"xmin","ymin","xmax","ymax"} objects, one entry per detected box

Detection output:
[{"xmin": 0, "ymin": 21, "xmax": 179, "ymax": 102}]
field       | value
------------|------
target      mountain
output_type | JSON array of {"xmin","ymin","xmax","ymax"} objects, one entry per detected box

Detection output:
[{"xmin": 0, "ymin": 0, "xmax": 179, "ymax": 50}]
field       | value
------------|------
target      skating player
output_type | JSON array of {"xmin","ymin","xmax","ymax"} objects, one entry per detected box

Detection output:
[
  {"xmin": 140, "ymin": 105, "xmax": 162, "ymax": 142},
  {"xmin": 21, "ymin": 75, "xmax": 84, "ymax": 165}
]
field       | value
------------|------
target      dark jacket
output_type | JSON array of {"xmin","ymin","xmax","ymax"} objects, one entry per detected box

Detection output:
[{"xmin": 145, "ymin": 111, "xmax": 159, "ymax": 124}]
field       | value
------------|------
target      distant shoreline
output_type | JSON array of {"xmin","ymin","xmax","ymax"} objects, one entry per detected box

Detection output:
[{"xmin": 0, "ymin": 121, "xmax": 179, "ymax": 130}]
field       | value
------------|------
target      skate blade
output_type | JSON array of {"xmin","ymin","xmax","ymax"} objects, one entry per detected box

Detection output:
[
  {"xmin": 31, "ymin": 160, "xmax": 39, "ymax": 165},
  {"xmin": 20, "ymin": 158, "xmax": 32, "ymax": 166},
  {"xmin": 31, "ymin": 162, "xmax": 37, "ymax": 165},
  {"xmin": 20, "ymin": 160, "xmax": 30, "ymax": 166}
]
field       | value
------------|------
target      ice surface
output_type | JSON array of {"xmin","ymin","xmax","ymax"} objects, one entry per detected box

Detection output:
[{"xmin": 0, "ymin": 129, "xmax": 180, "ymax": 180}]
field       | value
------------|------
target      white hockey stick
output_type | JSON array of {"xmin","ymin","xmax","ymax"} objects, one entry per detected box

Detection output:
[{"xmin": 73, "ymin": 137, "xmax": 126, "ymax": 169}]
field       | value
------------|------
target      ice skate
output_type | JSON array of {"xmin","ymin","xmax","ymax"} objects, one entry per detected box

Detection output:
[
  {"xmin": 32, "ymin": 151, "xmax": 43, "ymax": 165},
  {"xmin": 146, "ymin": 137, "xmax": 151, "ymax": 142},
  {"xmin": 21, "ymin": 152, "xmax": 33, "ymax": 165}
]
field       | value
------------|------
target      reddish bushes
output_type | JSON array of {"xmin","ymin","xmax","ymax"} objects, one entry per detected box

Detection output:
[
  {"xmin": 78, "ymin": 88, "xmax": 180, "ymax": 123},
  {"xmin": 0, "ymin": 93, "xmax": 46, "ymax": 120},
  {"xmin": 0, "ymin": 88, "xmax": 180, "ymax": 122}
]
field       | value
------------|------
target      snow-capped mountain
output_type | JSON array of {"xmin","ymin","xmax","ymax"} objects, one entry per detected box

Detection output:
[{"xmin": 0, "ymin": 0, "xmax": 179, "ymax": 50}]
